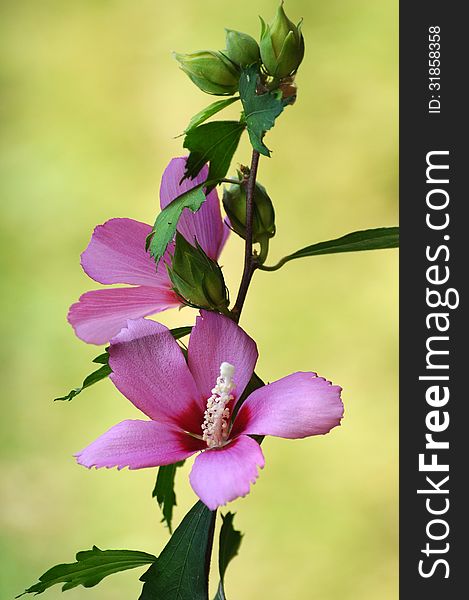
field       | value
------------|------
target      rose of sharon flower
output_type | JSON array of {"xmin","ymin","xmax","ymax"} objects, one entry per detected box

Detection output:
[
  {"xmin": 68, "ymin": 156, "xmax": 229, "ymax": 345},
  {"xmin": 76, "ymin": 311, "xmax": 344, "ymax": 510}
]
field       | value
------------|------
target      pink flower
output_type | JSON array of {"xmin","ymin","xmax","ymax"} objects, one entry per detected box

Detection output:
[
  {"xmin": 76, "ymin": 311, "xmax": 344, "ymax": 510},
  {"xmin": 68, "ymin": 157, "xmax": 229, "ymax": 345}
]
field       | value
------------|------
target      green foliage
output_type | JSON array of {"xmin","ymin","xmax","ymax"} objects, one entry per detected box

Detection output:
[
  {"xmin": 239, "ymin": 65, "xmax": 288, "ymax": 157},
  {"xmin": 54, "ymin": 351, "xmax": 111, "ymax": 401},
  {"xmin": 213, "ymin": 513, "xmax": 243, "ymax": 600},
  {"xmin": 232, "ymin": 371, "xmax": 265, "ymax": 421},
  {"xmin": 260, "ymin": 227, "xmax": 399, "ymax": 271},
  {"xmin": 169, "ymin": 326, "xmax": 193, "ymax": 340},
  {"xmin": 91, "ymin": 351, "xmax": 109, "ymax": 365},
  {"xmin": 183, "ymin": 121, "xmax": 245, "ymax": 184},
  {"xmin": 146, "ymin": 184, "xmax": 207, "ymax": 265},
  {"xmin": 152, "ymin": 461, "xmax": 185, "ymax": 533},
  {"xmin": 139, "ymin": 501, "xmax": 215, "ymax": 600},
  {"xmin": 184, "ymin": 97, "xmax": 240, "ymax": 133},
  {"xmin": 18, "ymin": 547, "xmax": 156, "ymax": 596},
  {"xmin": 56, "ymin": 327, "xmax": 192, "ymax": 403}
]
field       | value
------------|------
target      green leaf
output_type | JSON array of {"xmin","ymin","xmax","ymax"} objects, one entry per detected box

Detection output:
[
  {"xmin": 183, "ymin": 121, "xmax": 245, "ymax": 184},
  {"xmin": 214, "ymin": 582, "xmax": 226, "ymax": 599},
  {"xmin": 139, "ymin": 501, "xmax": 215, "ymax": 600},
  {"xmin": 91, "ymin": 350, "xmax": 110, "ymax": 365},
  {"xmin": 232, "ymin": 371, "xmax": 265, "ymax": 421},
  {"xmin": 184, "ymin": 97, "xmax": 240, "ymax": 134},
  {"xmin": 239, "ymin": 65, "xmax": 287, "ymax": 157},
  {"xmin": 56, "ymin": 327, "xmax": 191, "ymax": 403},
  {"xmin": 18, "ymin": 546, "xmax": 156, "ymax": 596},
  {"xmin": 55, "ymin": 351, "xmax": 111, "ymax": 401},
  {"xmin": 213, "ymin": 513, "xmax": 243, "ymax": 600},
  {"xmin": 260, "ymin": 227, "xmax": 400, "ymax": 271},
  {"xmin": 152, "ymin": 461, "xmax": 185, "ymax": 533},
  {"xmin": 170, "ymin": 326, "xmax": 193, "ymax": 340},
  {"xmin": 146, "ymin": 184, "xmax": 207, "ymax": 265}
]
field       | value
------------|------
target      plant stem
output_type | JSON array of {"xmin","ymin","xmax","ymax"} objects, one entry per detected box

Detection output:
[
  {"xmin": 231, "ymin": 149, "xmax": 260, "ymax": 323},
  {"xmin": 219, "ymin": 177, "xmax": 243, "ymax": 186},
  {"xmin": 202, "ymin": 152, "xmax": 260, "ymax": 590},
  {"xmin": 257, "ymin": 236, "xmax": 270, "ymax": 266},
  {"xmin": 257, "ymin": 256, "xmax": 287, "ymax": 271}
]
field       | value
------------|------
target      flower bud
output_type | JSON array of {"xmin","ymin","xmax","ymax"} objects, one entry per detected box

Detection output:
[
  {"xmin": 259, "ymin": 2, "xmax": 305, "ymax": 79},
  {"xmin": 173, "ymin": 50, "xmax": 240, "ymax": 96},
  {"xmin": 168, "ymin": 232, "xmax": 229, "ymax": 311},
  {"xmin": 224, "ymin": 29, "xmax": 260, "ymax": 67},
  {"xmin": 223, "ymin": 181, "xmax": 276, "ymax": 244}
]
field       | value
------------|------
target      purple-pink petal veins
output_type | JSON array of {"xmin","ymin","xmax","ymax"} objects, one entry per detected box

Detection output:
[
  {"xmin": 189, "ymin": 435, "xmax": 265, "ymax": 510},
  {"xmin": 80, "ymin": 218, "xmax": 171, "ymax": 287},
  {"xmin": 67, "ymin": 286, "xmax": 180, "ymax": 345},
  {"xmin": 68, "ymin": 156, "xmax": 230, "ymax": 346},
  {"xmin": 187, "ymin": 311, "xmax": 258, "ymax": 404},
  {"xmin": 75, "ymin": 420, "xmax": 204, "ymax": 470},
  {"xmin": 232, "ymin": 372, "xmax": 344, "ymax": 439},
  {"xmin": 108, "ymin": 318, "xmax": 204, "ymax": 433},
  {"xmin": 69, "ymin": 217, "xmax": 180, "ymax": 344},
  {"xmin": 159, "ymin": 157, "xmax": 229, "ymax": 260}
]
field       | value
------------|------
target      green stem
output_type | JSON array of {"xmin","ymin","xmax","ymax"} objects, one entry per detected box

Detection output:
[
  {"xmin": 231, "ymin": 149, "xmax": 261, "ymax": 322},
  {"xmin": 256, "ymin": 236, "xmax": 270, "ymax": 266},
  {"xmin": 257, "ymin": 256, "xmax": 287, "ymax": 271},
  {"xmin": 219, "ymin": 178, "xmax": 243, "ymax": 186}
]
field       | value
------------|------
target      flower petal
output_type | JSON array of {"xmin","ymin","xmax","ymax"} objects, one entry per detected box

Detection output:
[
  {"xmin": 188, "ymin": 311, "xmax": 258, "ymax": 403},
  {"xmin": 109, "ymin": 318, "xmax": 204, "ymax": 432},
  {"xmin": 233, "ymin": 372, "xmax": 344, "ymax": 439},
  {"xmin": 189, "ymin": 435, "xmax": 265, "ymax": 510},
  {"xmin": 81, "ymin": 218, "xmax": 171, "ymax": 287},
  {"xmin": 160, "ymin": 157, "xmax": 229, "ymax": 260},
  {"xmin": 75, "ymin": 420, "xmax": 204, "ymax": 470},
  {"xmin": 68, "ymin": 286, "xmax": 180, "ymax": 345}
]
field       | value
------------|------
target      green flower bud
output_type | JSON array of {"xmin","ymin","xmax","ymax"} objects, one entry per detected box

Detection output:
[
  {"xmin": 173, "ymin": 50, "xmax": 240, "ymax": 96},
  {"xmin": 223, "ymin": 180, "xmax": 276, "ymax": 244},
  {"xmin": 259, "ymin": 2, "xmax": 305, "ymax": 78},
  {"xmin": 168, "ymin": 232, "xmax": 229, "ymax": 311},
  {"xmin": 224, "ymin": 29, "xmax": 260, "ymax": 67}
]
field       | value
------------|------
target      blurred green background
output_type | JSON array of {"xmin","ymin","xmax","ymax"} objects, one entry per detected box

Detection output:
[{"xmin": 0, "ymin": 0, "xmax": 397, "ymax": 598}]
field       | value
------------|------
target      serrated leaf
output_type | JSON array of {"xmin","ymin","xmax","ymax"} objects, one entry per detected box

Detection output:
[
  {"xmin": 184, "ymin": 97, "xmax": 240, "ymax": 134},
  {"xmin": 183, "ymin": 121, "xmax": 245, "ymax": 185},
  {"xmin": 56, "ymin": 327, "xmax": 192, "ymax": 402},
  {"xmin": 139, "ymin": 501, "xmax": 215, "ymax": 600},
  {"xmin": 261, "ymin": 227, "xmax": 399, "ymax": 271},
  {"xmin": 18, "ymin": 546, "xmax": 156, "ymax": 596},
  {"xmin": 152, "ymin": 461, "xmax": 185, "ymax": 533},
  {"xmin": 147, "ymin": 185, "xmax": 207, "ymax": 265},
  {"xmin": 239, "ymin": 65, "xmax": 287, "ymax": 157},
  {"xmin": 213, "ymin": 513, "xmax": 243, "ymax": 600},
  {"xmin": 55, "ymin": 351, "xmax": 111, "ymax": 401}
]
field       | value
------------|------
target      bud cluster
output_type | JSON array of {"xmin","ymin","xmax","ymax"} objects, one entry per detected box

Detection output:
[{"xmin": 174, "ymin": 2, "xmax": 304, "ymax": 96}]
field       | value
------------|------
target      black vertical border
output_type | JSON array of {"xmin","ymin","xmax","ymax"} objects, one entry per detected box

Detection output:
[{"xmin": 400, "ymin": 2, "xmax": 465, "ymax": 597}]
